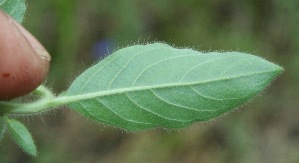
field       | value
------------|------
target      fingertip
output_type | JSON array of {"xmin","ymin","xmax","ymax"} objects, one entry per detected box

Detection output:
[
  {"xmin": 0, "ymin": 9, "xmax": 51, "ymax": 100},
  {"xmin": 11, "ymin": 20, "xmax": 51, "ymax": 62}
]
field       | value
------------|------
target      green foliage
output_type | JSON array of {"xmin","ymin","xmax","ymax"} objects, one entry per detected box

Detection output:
[
  {"xmin": 5, "ymin": 117, "xmax": 37, "ymax": 156},
  {"xmin": 0, "ymin": 117, "xmax": 5, "ymax": 141},
  {"xmin": 67, "ymin": 43, "xmax": 283, "ymax": 130},
  {"xmin": 0, "ymin": 0, "xmax": 286, "ymax": 159},
  {"xmin": 0, "ymin": 0, "xmax": 26, "ymax": 23}
]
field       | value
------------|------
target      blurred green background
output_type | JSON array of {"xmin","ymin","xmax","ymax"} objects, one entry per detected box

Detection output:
[{"xmin": 1, "ymin": 0, "xmax": 299, "ymax": 162}]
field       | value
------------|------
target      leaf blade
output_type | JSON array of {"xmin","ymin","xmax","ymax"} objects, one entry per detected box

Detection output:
[
  {"xmin": 5, "ymin": 118, "xmax": 37, "ymax": 156},
  {"xmin": 0, "ymin": 0, "xmax": 26, "ymax": 23},
  {"xmin": 0, "ymin": 117, "xmax": 5, "ymax": 141},
  {"xmin": 67, "ymin": 43, "xmax": 283, "ymax": 131}
]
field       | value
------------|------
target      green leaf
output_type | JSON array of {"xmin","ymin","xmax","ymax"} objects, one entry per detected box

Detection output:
[
  {"xmin": 67, "ymin": 43, "xmax": 283, "ymax": 131},
  {"xmin": 5, "ymin": 117, "xmax": 37, "ymax": 156},
  {"xmin": 0, "ymin": 117, "xmax": 5, "ymax": 141},
  {"xmin": 0, "ymin": 0, "xmax": 26, "ymax": 23}
]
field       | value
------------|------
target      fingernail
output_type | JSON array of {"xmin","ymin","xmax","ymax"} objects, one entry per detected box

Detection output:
[
  {"xmin": 8, "ymin": 13, "xmax": 51, "ymax": 61},
  {"xmin": 34, "ymin": 48, "xmax": 51, "ymax": 61}
]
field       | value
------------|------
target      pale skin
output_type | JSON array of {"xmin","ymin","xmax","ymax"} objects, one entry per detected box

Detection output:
[{"xmin": 0, "ymin": 10, "xmax": 50, "ymax": 100}]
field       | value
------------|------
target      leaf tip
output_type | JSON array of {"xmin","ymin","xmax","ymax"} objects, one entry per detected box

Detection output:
[
  {"xmin": 271, "ymin": 63, "xmax": 284, "ymax": 78},
  {"xmin": 29, "ymin": 148, "xmax": 37, "ymax": 157}
]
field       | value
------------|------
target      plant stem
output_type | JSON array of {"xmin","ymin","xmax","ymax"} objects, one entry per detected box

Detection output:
[{"xmin": 0, "ymin": 96, "xmax": 71, "ymax": 114}]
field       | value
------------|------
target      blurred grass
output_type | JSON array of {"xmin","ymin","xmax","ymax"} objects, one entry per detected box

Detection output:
[{"xmin": 1, "ymin": 0, "xmax": 299, "ymax": 162}]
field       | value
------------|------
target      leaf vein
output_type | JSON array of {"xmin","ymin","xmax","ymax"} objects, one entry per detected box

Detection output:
[
  {"xmin": 125, "ymin": 93, "xmax": 188, "ymax": 123},
  {"xmin": 69, "ymin": 70, "xmax": 277, "ymax": 103},
  {"xmin": 179, "ymin": 55, "xmax": 229, "ymax": 82},
  {"xmin": 96, "ymin": 98, "xmax": 153, "ymax": 125},
  {"xmin": 190, "ymin": 86, "xmax": 240, "ymax": 102},
  {"xmin": 9, "ymin": 0, "xmax": 19, "ymax": 15},
  {"xmin": 80, "ymin": 52, "xmax": 123, "ymax": 92},
  {"xmin": 132, "ymin": 54, "xmax": 198, "ymax": 85},
  {"xmin": 107, "ymin": 47, "xmax": 164, "ymax": 89},
  {"xmin": 0, "ymin": 0, "xmax": 7, "ymax": 6},
  {"xmin": 220, "ymin": 58, "xmax": 247, "ymax": 77},
  {"xmin": 151, "ymin": 89, "xmax": 215, "ymax": 112}
]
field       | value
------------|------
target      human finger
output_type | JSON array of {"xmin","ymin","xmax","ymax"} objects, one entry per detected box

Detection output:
[{"xmin": 0, "ymin": 10, "xmax": 51, "ymax": 100}]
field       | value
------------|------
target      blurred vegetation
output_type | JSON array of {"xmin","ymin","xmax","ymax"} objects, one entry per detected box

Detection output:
[{"xmin": 1, "ymin": 0, "xmax": 299, "ymax": 162}]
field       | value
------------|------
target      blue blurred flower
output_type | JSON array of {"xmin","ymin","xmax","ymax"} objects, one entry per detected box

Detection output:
[{"xmin": 91, "ymin": 39, "xmax": 115, "ymax": 60}]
